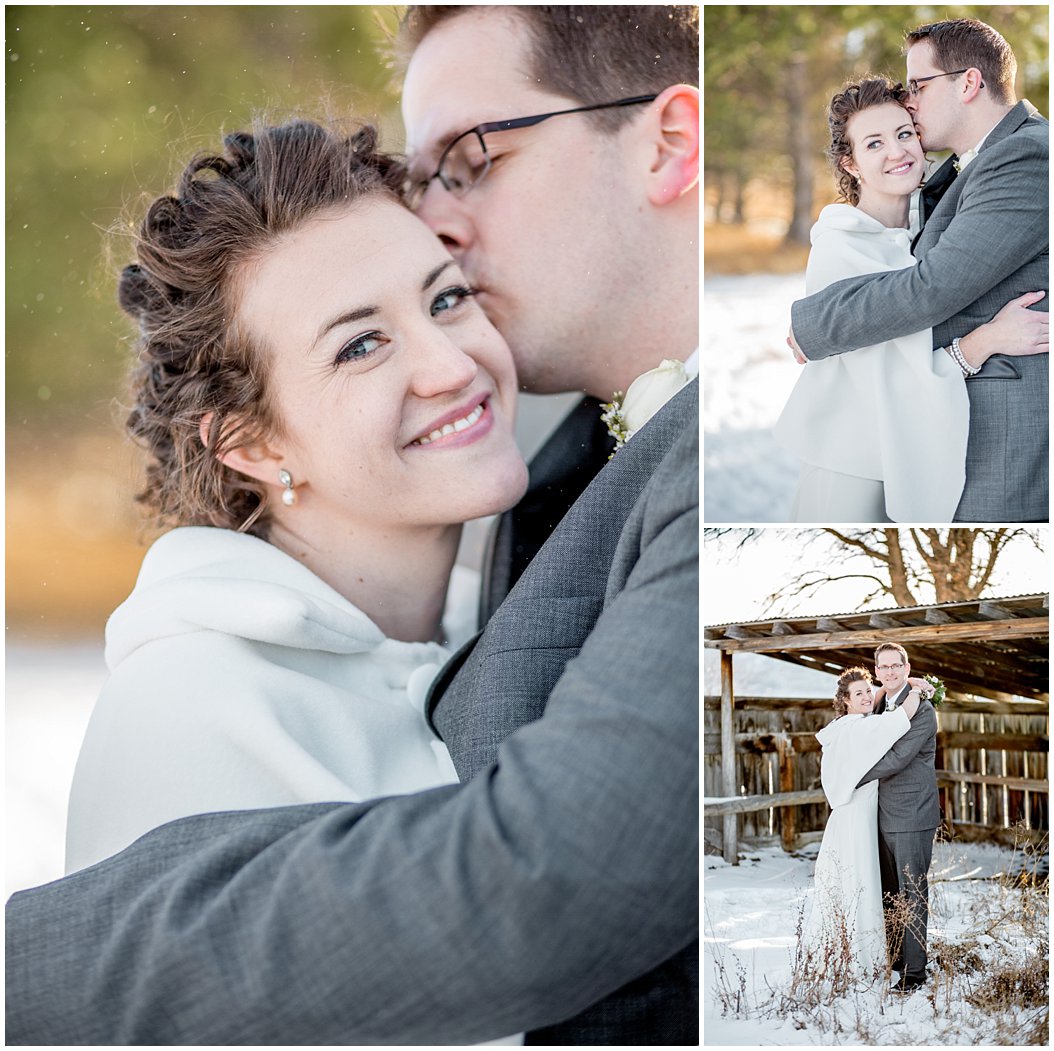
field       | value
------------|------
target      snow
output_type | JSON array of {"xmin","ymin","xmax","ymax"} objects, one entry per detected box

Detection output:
[
  {"xmin": 704, "ymin": 272, "xmax": 807, "ymax": 522},
  {"xmin": 6, "ymin": 643, "xmax": 105, "ymax": 898},
  {"xmin": 704, "ymin": 840, "xmax": 1048, "ymax": 1045}
]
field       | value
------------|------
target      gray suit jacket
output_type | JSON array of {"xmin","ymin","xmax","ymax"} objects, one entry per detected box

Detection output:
[
  {"xmin": 431, "ymin": 387, "xmax": 699, "ymax": 1043},
  {"xmin": 5, "ymin": 384, "xmax": 699, "ymax": 1045},
  {"xmin": 857, "ymin": 694, "xmax": 940, "ymax": 833},
  {"xmin": 792, "ymin": 101, "xmax": 1049, "ymax": 522}
]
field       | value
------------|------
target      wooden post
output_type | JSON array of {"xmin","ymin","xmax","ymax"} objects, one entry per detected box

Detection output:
[
  {"xmin": 720, "ymin": 651, "xmax": 738, "ymax": 864},
  {"xmin": 935, "ymin": 733, "xmax": 949, "ymax": 838},
  {"xmin": 777, "ymin": 734, "xmax": 797, "ymax": 852}
]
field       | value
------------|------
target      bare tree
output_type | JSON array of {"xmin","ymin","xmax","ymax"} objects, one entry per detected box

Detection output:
[
  {"xmin": 703, "ymin": 527, "xmax": 1044, "ymax": 613},
  {"xmin": 764, "ymin": 528, "xmax": 1043, "ymax": 611}
]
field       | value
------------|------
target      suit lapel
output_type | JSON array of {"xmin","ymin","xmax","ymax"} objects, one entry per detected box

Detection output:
[
  {"xmin": 913, "ymin": 100, "xmax": 1043, "ymax": 253},
  {"xmin": 479, "ymin": 396, "xmax": 614, "ymax": 623}
]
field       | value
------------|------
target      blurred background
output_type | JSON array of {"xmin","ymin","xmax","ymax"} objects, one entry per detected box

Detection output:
[
  {"xmin": 702, "ymin": 4, "xmax": 1050, "ymax": 521},
  {"xmin": 5, "ymin": 5, "xmax": 578, "ymax": 896}
]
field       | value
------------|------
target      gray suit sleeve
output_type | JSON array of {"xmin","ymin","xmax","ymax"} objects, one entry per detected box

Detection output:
[
  {"xmin": 5, "ymin": 450, "xmax": 698, "ymax": 1045},
  {"xmin": 792, "ymin": 133, "xmax": 1048, "ymax": 359},
  {"xmin": 856, "ymin": 702, "xmax": 936, "ymax": 786}
]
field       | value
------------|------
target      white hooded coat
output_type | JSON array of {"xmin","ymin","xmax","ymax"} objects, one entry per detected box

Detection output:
[
  {"xmin": 65, "ymin": 527, "xmax": 472, "ymax": 874},
  {"xmin": 775, "ymin": 202, "xmax": 970, "ymax": 521}
]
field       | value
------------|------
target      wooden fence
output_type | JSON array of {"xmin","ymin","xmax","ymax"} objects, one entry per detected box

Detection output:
[{"xmin": 703, "ymin": 695, "xmax": 1049, "ymax": 859}]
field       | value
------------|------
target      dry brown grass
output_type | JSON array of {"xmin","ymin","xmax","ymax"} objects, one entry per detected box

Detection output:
[
  {"xmin": 704, "ymin": 223, "xmax": 810, "ymax": 276},
  {"xmin": 7, "ymin": 425, "xmax": 149, "ymax": 637},
  {"xmin": 707, "ymin": 828, "xmax": 1049, "ymax": 1044}
]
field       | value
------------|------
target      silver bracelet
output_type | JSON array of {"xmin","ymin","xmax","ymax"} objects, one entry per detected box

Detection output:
[{"xmin": 946, "ymin": 336, "xmax": 981, "ymax": 377}]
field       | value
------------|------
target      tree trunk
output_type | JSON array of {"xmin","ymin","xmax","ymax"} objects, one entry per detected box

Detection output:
[
  {"xmin": 733, "ymin": 172, "xmax": 746, "ymax": 224},
  {"xmin": 784, "ymin": 53, "xmax": 813, "ymax": 245}
]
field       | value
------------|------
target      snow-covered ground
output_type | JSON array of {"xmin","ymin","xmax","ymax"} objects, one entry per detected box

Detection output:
[
  {"xmin": 704, "ymin": 272, "xmax": 807, "ymax": 522},
  {"xmin": 704, "ymin": 841, "xmax": 1048, "ymax": 1045},
  {"xmin": 6, "ymin": 643, "xmax": 105, "ymax": 898}
]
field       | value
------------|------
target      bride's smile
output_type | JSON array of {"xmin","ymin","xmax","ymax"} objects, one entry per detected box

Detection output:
[{"xmin": 846, "ymin": 680, "xmax": 875, "ymax": 715}]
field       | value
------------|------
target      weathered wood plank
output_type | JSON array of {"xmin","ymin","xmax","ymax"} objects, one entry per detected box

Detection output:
[
  {"xmin": 938, "ymin": 772, "xmax": 1047, "ymax": 792},
  {"xmin": 702, "ymin": 694, "xmax": 1050, "ymax": 714},
  {"xmin": 940, "ymin": 732, "xmax": 1048, "ymax": 752},
  {"xmin": 704, "ymin": 616, "xmax": 1049, "ymax": 653},
  {"xmin": 703, "ymin": 788, "xmax": 828, "ymax": 816},
  {"xmin": 703, "ymin": 730, "xmax": 1047, "ymax": 756}
]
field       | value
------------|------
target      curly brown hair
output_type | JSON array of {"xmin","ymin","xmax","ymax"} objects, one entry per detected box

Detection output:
[
  {"xmin": 833, "ymin": 666, "xmax": 873, "ymax": 717},
  {"xmin": 826, "ymin": 77, "xmax": 911, "ymax": 206},
  {"xmin": 119, "ymin": 119, "xmax": 404, "ymax": 538}
]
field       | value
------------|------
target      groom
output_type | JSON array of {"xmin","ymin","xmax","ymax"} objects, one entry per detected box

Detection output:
[
  {"xmin": 5, "ymin": 6, "xmax": 699, "ymax": 1045},
  {"xmin": 860, "ymin": 643, "xmax": 939, "ymax": 993},
  {"xmin": 790, "ymin": 18, "xmax": 1048, "ymax": 522}
]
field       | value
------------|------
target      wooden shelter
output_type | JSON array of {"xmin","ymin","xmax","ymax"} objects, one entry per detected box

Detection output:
[{"xmin": 704, "ymin": 594, "xmax": 1049, "ymax": 863}]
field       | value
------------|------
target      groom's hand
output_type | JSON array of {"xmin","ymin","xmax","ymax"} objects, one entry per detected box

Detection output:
[{"xmin": 787, "ymin": 329, "xmax": 807, "ymax": 364}]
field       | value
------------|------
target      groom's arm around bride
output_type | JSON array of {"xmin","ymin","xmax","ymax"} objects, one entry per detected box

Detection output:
[{"xmin": 792, "ymin": 18, "xmax": 1048, "ymax": 522}]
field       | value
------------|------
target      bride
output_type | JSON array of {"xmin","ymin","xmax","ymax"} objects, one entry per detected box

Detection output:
[
  {"xmin": 776, "ymin": 77, "xmax": 1047, "ymax": 522},
  {"xmin": 65, "ymin": 118, "xmax": 530, "ymax": 882},
  {"xmin": 801, "ymin": 667, "xmax": 927, "ymax": 981}
]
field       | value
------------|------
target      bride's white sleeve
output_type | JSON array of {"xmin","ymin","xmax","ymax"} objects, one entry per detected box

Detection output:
[{"xmin": 820, "ymin": 709, "xmax": 910, "ymax": 807}]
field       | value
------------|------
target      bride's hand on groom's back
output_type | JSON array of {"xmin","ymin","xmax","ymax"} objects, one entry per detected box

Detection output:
[{"xmin": 958, "ymin": 290, "xmax": 1049, "ymax": 367}]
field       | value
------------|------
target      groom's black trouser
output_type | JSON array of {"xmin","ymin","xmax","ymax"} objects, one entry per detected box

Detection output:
[{"xmin": 878, "ymin": 827, "xmax": 936, "ymax": 983}]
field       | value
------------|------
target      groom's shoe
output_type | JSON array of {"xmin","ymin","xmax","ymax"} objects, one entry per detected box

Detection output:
[{"xmin": 891, "ymin": 975, "xmax": 925, "ymax": 994}]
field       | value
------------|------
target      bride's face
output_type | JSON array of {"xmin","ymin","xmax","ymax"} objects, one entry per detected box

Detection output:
[
  {"xmin": 234, "ymin": 198, "xmax": 528, "ymax": 532},
  {"xmin": 846, "ymin": 680, "xmax": 874, "ymax": 715},
  {"xmin": 842, "ymin": 102, "xmax": 924, "ymax": 200}
]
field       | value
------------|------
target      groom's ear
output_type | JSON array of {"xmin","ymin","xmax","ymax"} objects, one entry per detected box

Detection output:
[{"xmin": 644, "ymin": 84, "xmax": 699, "ymax": 206}]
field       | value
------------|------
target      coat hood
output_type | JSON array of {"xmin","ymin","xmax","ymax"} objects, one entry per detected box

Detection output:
[{"xmin": 105, "ymin": 527, "xmax": 477, "ymax": 670}]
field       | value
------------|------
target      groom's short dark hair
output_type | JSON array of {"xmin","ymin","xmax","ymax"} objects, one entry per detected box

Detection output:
[
  {"xmin": 874, "ymin": 642, "xmax": 908, "ymax": 666},
  {"xmin": 394, "ymin": 6, "xmax": 699, "ymax": 130},
  {"xmin": 905, "ymin": 18, "xmax": 1017, "ymax": 105}
]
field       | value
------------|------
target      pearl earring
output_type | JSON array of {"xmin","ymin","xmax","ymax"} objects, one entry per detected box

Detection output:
[{"xmin": 278, "ymin": 468, "xmax": 297, "ymax": 506}]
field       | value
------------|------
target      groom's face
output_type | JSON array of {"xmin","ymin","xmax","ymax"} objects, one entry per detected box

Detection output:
[
  {"xmin": 875, "ymin": 649, "xmax": 909, "ymax": 694},
  {"xmin": 401, "ymin": 8, "xmax": 641, "ymax": 396},
  {"xmin": 904, "ymin": 41, "xmax": 958, "ymax": 153}
]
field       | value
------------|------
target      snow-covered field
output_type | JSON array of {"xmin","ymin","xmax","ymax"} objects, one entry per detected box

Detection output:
[
  {"xmin": 6, "ymin": 643, "xmax": 105, "ymax": 898},
  {"xmin": 704, "ymin": 841, "xmax": 1048, "ymax": 1045},
  {"xmin": 704, "ymin": 272, "xmax": 807, "ymax": 522}
]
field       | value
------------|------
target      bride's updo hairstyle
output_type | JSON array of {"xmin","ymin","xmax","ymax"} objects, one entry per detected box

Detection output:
[
  {"xmin": 119, "ymin": 119, "xmax": 404, "ymax": 538},
  {"xmin": 826, "ymin": 78, "xmax": 911, "ymax": 206},
  {"xmin": 833, "ymin": 666, "xmax": 873, "ymax": 716}
]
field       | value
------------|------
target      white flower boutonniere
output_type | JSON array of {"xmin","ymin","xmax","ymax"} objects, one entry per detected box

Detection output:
[
  {"xmin": 923, "ymin": 674, "xmax": 946, "ymax": 707},
  {"xmin": 600, "ymin": 358, "xmax": 690, "ymax": 455},
  {"xmin": 953, "ymin": 149, "xmax": 976, "ymax": 175}
]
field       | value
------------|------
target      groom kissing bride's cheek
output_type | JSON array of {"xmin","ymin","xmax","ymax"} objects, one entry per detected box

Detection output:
[
  {"xmin": 5, "ymin": 6, "xmax": 700, "ymax": 1047},
  {"xmin": 781, "ymin": 17, "xmax": 1048, "ymax": 525}
]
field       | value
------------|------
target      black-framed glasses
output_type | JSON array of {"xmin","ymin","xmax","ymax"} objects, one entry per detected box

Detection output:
[
  {"xmin": 908, "ymin": 68, "xmax": 969, "ymax": 95},
  {"xmin": 405, "ymin": 93, "xmax": 659, "ymax": 209}
]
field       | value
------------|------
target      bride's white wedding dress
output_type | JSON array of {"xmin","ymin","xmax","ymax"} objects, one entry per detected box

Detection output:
[{"xmin": 802, "ymin": 707, "xmax": 911, "ymax": 977}]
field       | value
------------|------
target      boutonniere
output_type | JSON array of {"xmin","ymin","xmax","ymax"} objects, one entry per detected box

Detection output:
[
  {"xmin": 953, "ymin": 148, "xmax": 977, "ymax": 175},
  {"xmin": 600, "ymin": 358, "xmax": 689, "ymax": 455}
]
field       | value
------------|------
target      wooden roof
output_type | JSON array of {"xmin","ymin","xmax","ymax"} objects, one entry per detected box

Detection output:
[{"xmin": 704, "ymin": 593, "xmax": 1049, "ymax": 703}]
